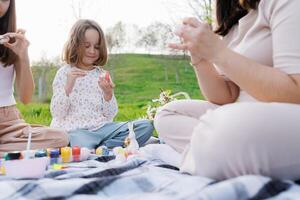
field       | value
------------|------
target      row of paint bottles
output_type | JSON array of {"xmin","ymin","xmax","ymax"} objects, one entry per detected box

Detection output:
[{"xmin": 47, "ymin": 146, "xmax": 89, "ymax": 165}]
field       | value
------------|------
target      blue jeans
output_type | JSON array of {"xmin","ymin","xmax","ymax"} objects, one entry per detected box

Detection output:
[{"xmin": 68, "ymin": 119, "xmax": 153, "ymax": 149}]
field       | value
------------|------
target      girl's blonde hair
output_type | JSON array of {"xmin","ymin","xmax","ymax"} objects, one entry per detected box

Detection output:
[{"xmin": 62, "ymin": 19, "xmax": 108, "ymax": 66}]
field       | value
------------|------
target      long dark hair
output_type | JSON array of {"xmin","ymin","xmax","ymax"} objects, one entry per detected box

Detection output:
[
  {"xmin": 214, "ymin": 0, "xmax": 261, "ymax": 36},
  {"xmin": 0, "ymin": 0, "xmax": 17, "ymax": 66}
]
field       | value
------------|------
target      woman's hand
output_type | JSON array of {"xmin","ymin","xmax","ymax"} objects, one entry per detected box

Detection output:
[
  {"xmin": 98, "ymin": 71, "xmax": 115, "ymax": 101},
  {"xmin": 4, "ymin": 29, "xmax": 34, "ymax": 104},
  {"xmin": 65, "ymin": 69, "xmax": 87, "ymax": 96},
  {"xmin": 169, "ymin": 17, "xmax": 227, "ymax": 64},
  {"xmin": 2, "ymin": 29, "xmax": 29, "ymax": 60}
]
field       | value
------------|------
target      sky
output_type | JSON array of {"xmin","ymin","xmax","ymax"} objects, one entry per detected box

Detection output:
[{"xmin": 15, "ymin": 0, "xmax": 195, "ymax": 63}]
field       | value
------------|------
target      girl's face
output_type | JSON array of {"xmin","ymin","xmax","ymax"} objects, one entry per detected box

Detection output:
[
  {"xmin": 79, "ymin": 28, "xmax": 100, "ymax": 69},
  {"xmin": 0, "ymin": 0, "xmax": 10, "ymax": 18}
]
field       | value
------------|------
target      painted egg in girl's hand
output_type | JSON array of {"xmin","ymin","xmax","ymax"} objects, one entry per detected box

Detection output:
[{"xmin": 105, "ymin": 71, "xmax": 111, "ymax": 82}]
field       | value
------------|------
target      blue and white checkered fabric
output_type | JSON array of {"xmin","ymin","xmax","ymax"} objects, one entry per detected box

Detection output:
[{"xmin": 1, "ymin": 156, "xmax": 300, "ymax": 199}]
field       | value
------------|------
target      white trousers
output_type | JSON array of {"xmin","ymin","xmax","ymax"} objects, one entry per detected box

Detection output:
[{"xmin": 154, "ymin": 100, "xmax": 300, "ymax": 180}]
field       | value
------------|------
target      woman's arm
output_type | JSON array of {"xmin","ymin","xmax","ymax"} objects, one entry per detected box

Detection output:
[
  {"xmin": 171, "ymin": 25, "xmax": 239, "ymax": 105},
  {"xmin": 192, "ymin": 59, "xmax": 239, "ymax": 105},
  {"xmin": 212, "ymin": 0, "xmax": 300, "ymax": 103},
  {"xmin": 172, "ymin": 0, "xmax": 300, "ymax": 104},
  {"xmin": 3, "ymin": 31, "xmax": 34, "ymax": 104},
  {"xmin": 14, "ymin": 52, "xmax": 35, "ymax": 104},
  {"xmin": 214, "ymin": 49, "xmax": 300, "ymax": 103}
]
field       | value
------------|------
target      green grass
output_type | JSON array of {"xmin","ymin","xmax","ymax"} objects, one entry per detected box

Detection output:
[
  {"xmin": 18, "ymin": 54, "xmax": 204, "ymax": 125},
  {"xmin": 108, "ymin": 54, "xmax": 201, "ymax": 104},
  {"xmin": 17, "ymin": 103, "xmax": 146, "ymax": 125},
  {"xmin": 17, "ymin": 103, "xmax": 52, "ymax": 125}
]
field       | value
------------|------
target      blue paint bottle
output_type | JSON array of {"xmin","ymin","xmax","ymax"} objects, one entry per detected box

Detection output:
[{"xmin": 50, "ymin": 149, "xmax": 60, "ymax": 165}]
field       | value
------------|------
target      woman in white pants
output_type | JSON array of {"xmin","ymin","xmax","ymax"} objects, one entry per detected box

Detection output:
[{"xmin": 154, "ymin": 0, "xmax": 300, "ymax": 181}]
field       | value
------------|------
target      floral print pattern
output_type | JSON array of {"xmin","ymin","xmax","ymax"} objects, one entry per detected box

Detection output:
[{"xmin": 50, "ymin": 65, "xmax": 118, "ymax": 132}]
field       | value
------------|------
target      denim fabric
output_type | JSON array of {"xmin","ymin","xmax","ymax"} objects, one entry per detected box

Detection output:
[{"xmin": 69, "ymin": 119, "xmax": 153, "ymax": 149}]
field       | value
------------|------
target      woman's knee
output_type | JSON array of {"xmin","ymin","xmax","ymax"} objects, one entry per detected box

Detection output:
[
  {"xmin": 57, "ymin": 130, "xmax": 69, "ymax": 147},
  {"xmin": 154, "ymin": 100, "xmax": 215, "ymax": 136},
  {"xmin": 154, "ymin": 101, "xmax": 180, "ymax": 123},
  {"xmin": 189, "ymin": 103, "xmax": 272, "ymax": 153},
  {"xmin": 153, "ymin": 100, "xmax": 186, "ymax": 138},
  {"xmin": 182, "ymin": 102, "xmax": 300, "ymax": 179},
  {"xmin": 49, "ymin": 128, "xmax": 69, "ymax": 147}
]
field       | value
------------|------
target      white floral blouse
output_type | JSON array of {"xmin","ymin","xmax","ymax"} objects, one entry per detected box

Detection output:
[{"xmin": 50, "ymin": 65, "xmax": 118, "ymax": 132}]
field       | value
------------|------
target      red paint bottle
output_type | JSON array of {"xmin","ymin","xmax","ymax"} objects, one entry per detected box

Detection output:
[{"xmin": 72, "ymin": 146, "xmax": 81, "ymax": 162}]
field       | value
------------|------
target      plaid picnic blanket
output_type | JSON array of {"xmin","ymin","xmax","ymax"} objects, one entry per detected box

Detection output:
[{"xmin": 1, "ymin": 147, "xmax": 300, "ymax": 200}]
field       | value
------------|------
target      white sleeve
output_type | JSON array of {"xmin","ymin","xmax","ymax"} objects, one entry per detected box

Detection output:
[
  {"xmin": 50, "ymin": 67, "xmax": 70, "ymax": 119},
  {"xmin": 102, "ymin": 94, "xmax": 118, "ymax": 121},
  {"xmin": 266, "ymin": 0, "xmax": 300, "ymax": 74}
]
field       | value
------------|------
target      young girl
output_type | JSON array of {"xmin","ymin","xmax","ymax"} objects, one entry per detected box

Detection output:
[
  {"xmin": 0, "ymin": 0, "xmax": 68, "ymax": 156},
  {"xmin": 50, "ymin": 19, "xmax": 153, "ymax": 150}
]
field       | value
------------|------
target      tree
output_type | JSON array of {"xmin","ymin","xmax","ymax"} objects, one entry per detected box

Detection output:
[
  {"xmin": 150, "ymin": 22, "xmax": 174, "ymax": 55},
  {"xmin": 70, "ymin": 0, "xmax": 88, "ymax": 19},
  {"xmin": 106, "ymin": 21, "xmax": 126, "ymax": 54},
  {"xmin": 31, "ymin": 53, "xmax": 61, "ymax": 102},
  {"xmin": 187, "ymin": 0, "xmax": 213, "ymax": 25},
  {"xmin": 136, "ymin": 24, "xmax": 159, "ymax": 54},
  {"xmin": 162, "ymin": 0, "xmax": 213, "ymax": 25},
  {"xmin": 106, "ymin": 22, "xmax": 127, "ymax": 79},
  {"xmin": 160, "ymin": 0, "xmax": 213, "ymax": 82},
  {"xmin": 150, "ymin": 22, "xmax": 177, "ymax": 82},
  {"xmin": 69, "ymin": 0, "xmax": 99, "ymax": 20}
]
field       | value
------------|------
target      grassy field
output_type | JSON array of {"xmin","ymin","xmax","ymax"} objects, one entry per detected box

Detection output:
[
  {"xmin": 18, "ymin": 54, "xmax": 204, "ymax": 125},
  {"xmin": 17, "ymin": 103, "xmax": 147, "ymax": 125}
]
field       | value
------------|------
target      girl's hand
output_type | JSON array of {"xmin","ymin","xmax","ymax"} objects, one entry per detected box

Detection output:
[
  {"xmin": 65, "ymin": 69, "xmax": 87, "ymax": 96},
  {"xmin": 169, "ymin": 17, "xmax": 227, "ymax": 64},
  {"xmin": 1, "ymin": 29, "xmax": 30, "ymax": 60},
  {"xmin": 98, "ymin": 71, "xmax": 115, "ymax": 101}
]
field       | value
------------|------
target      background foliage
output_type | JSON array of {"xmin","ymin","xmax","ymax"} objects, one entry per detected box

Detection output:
[{"xmin": 19, "ymin": 54, "xmax": 204, "ymax": 125}]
